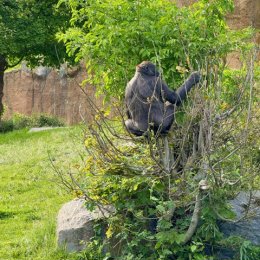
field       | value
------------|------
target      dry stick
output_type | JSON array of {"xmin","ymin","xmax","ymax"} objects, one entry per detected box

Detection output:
[
  {"xmin": 162, "ymin": 136, "xmax": 172, "ymax": 202},
  {"xmin": 212, "ymin": 51, "xmax": 257, "ymax": 221},
  {"xmin": 48, "ymin": 152, "xmax": 75, "ymax": 191},
  {"xmin": 171, "ymin": 79, "xmax": 206, "ymax": 172},
  {"xmin": 74, "ymin": 77, "xmax": 122, "ymax": 139},
  {"xmin": 209, "ymin": 190, "xmax": 254, "ymax": 223},
  {"xmin": 81, "ymin": 98, "xmax": 125, "ymax": 158},
  {"xmin": 90, "ymin": 123, "xmax": 149, "ymax": 176},
  {"xmin": 91, "ymin": 121, "xmax": 150, "ymax": 174},
  {"xmin": 204, "ymin": 104, "xmax": 218, "ymax": 184},
  {"xmin": 140, "ymin": 97, "xmax": 169, "ymax": 173},
  {"xmin": 76, "ymin": 77, "xmax": 141, "ymax": 147},
  {"xmin": 181, "ymin": 107, "xmax": 209, "ymax": 243},
  {"xmin": 182, "ymin": 189, "xmax": 203, "ymax": 244},
  {"xmin": 68, "ymin": 170, "xmax": 112, "ymax": 217},
  {"xmin": 95, "ymin": 122, "xmax": 150, "ymax": 175},
  {"xmin": 169, "ymin": 113, "xmax": 195, "ymax": 172},
  {"xmin": 89, "ymin": 126, "xmax": 109, "ymax": 152},
  {"xmin": 213, "ymin": 61, "xmax": 250, "ymax": 125},
  {"xmin": 156, "ymin": 137, "xmax": 164, "ymax": 163},
  {"xmin": 148, "ymin": 139, "xmax": 167, "ymax": 174},
  {"xmin": 212, "ymin": 147, "xmax": 240, "ymax": 169},
  {"xmin": 95, "ymin": 119, "xmax": 127, "ymax": 156},
  {"xmin": 163, "ymin": 136, "xmax": 170, "ymax": 172},
  {"xmin": 182, "ymin": 97, "xmax": 202, "ymax": 172},
  {"xmin": 243, "ymin": 49, "xmax": 255, "ymax": 141},
  {"xmin": 84, "ymin": 124, "xmax": 115, "ymax": 167}
]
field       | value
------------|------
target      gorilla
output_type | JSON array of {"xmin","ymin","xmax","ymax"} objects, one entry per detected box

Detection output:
[{"xmin": 125, "ymin": 61, "xmax": 201, "ymax": 136}]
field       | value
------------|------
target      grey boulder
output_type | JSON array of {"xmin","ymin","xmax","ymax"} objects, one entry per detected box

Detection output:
[
  {"xmin": 57, "ymin": 198, "xmax": 113, "ymax": 252},
  {"xmin": 219, "ymin": 191, "xmax": 260, "ymax": 245},
  {"xmin": 217, "ymin": 191, "xmax": 260, "ymax": 259}
]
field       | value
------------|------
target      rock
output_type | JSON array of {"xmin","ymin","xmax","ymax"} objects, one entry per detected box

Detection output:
[
  {"xmin": 57, "ymin": 199, "xmax": 113, "ymax": 252},
  {"xmin": 217, "ymin": 191, "xmax": 260, "ymax": 259},
  {"xmin": 33, "ymin": 66, "xmax": 51, "ymax": 79},
  {"xmin": 219, "ymin": 191, "xmax": 260, "ymax": 245},
  {"xmin": 28, "ymin": 127, "xmax": 61, "ymax": 133}
]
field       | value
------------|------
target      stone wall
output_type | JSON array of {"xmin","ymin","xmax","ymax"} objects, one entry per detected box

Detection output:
[
  {"xmin": 176, "ymin": 0, "xmax": 260, "ymax": 43},
  {"xmin": 3, "ymin": 0, "xmax": 260, "ymax": 125},
  {"xmin": 3, "ymin": 65, "xmax": 102, "ymax": 125}
]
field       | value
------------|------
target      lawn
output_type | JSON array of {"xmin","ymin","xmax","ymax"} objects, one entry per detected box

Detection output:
[{"xmin": 0, "ymin": 127, "xmax": 85, "ymax": 260}]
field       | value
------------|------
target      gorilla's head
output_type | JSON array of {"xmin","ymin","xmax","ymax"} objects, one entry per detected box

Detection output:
[{"xmin": 136, "ymin": 61, "xmax": 160, "ymax": 77}]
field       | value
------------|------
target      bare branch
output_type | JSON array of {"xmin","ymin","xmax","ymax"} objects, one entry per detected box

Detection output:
[{"xmin": 182, "ymin": 194, "xmax": 201, "ymax": 244}]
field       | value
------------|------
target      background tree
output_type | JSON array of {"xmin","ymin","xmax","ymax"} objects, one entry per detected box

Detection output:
[
  {"xmin": 57, "ymin": 0, "xmax": 252, "ymax": 98},
  {"xmin": 0, "ymin": 0, "xmax": 72, "ymax": 120}
]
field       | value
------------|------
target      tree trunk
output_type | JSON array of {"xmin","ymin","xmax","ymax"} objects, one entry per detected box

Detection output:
[{"xmin": 0, "ymin": 55, "xmax": 8, "ymax": 120}]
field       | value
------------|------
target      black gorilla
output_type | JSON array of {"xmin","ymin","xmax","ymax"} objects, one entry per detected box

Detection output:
[{"xmin": 125, "ymin": 61, "xmax": 201, "ymax": 136}]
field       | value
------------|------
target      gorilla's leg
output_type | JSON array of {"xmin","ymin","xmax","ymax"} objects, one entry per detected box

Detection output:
[
  {"xmin": 125, "ymin": 119, "xmax": 144, "ymax": 136},
  {"xmin": 157, "ymin": 104, "xmax": 175, "ymax": 135}
]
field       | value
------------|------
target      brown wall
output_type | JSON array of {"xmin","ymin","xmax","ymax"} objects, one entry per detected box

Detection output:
[
  {"xmin": 3, "ymin": 65, "xmax": 102, "ymax": 124},
  {"xmin": 3, "ymin": 0, "xmax": 260, "ymax": 125},
  {"xmin": 175, "ymin": 0, "xmax": 260, "ymax": 44}
]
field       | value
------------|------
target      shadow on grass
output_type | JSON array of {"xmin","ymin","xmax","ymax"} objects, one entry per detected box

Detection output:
[{"xmin": 0, "ymin": 211, "xmax": 15, "ymax": 220}]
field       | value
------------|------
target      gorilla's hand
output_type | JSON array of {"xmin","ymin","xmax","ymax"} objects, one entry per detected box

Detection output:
[{"xmin": 190, "ymin": 71, "xmax": 201, "ymax": 84}]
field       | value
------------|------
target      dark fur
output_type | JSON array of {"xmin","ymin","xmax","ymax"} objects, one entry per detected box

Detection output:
[{"xmin": 125, "ymin": 61, "xmax": 201, "ymax": 136}]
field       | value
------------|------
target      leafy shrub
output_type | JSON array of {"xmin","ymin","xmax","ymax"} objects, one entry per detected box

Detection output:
[
  {"xmin": 58, "ymin": 0, "xmax": 253, "ymax": 99},
  {"xmin": 35, "ymin": 114, "xmax": 64, "ymax": 127},
  {"xmin": 0, "ymin": 120, "xmax": 14, "ymax": 133},
  {"xmin": 75, "ymin": 64, "xmax": 259, "ymax": 259},
  {"xmin": 57, "ymin": 0, "xmax": 258, "ymax": 259},
  {"xmin": 12, "ymin": 113, "xmax": 33, "ymax": 130},
  {"xmin": 0, "ymin": 113, "xmax": 65, "ymax": 133}
]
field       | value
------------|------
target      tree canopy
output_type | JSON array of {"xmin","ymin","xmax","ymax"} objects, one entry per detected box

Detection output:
[
  {"xmin": 0, "ymin": 0, "xmax": 72, "ymax": 117},
  {"xmin": 58, "ymin": 0, "xmax": 253, "ymax": 98},
  {"xmin": 0, "ymin": 0, "xmax": 70, "ymax": 67}
]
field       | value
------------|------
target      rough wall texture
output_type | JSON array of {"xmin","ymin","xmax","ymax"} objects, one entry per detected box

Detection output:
[
  {"xmin": 3, "ymin": 0, "xmax": 260, "ymax": 125},
  {"xmin": 3, "ymin": 65, "xmax": 102, "ymax": 124},
  {"xmin": 176, "ymin": 0, "xmax": 260, "ymax": 46}
]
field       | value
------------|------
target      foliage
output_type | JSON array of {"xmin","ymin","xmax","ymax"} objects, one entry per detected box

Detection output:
[
  {"xmin": 62, "ymin": 59, "xmax": 259, "ymax": 259},
  {"xmin": 0, "ymin": 113, "xmax": 64, "ymax": 133},
  {"xmin": 57, "ymin": 0, "xmax": 259, "ymax": 259},
  {"xmin": 0, "ymin": 119, "xmax": 14, "ymax": 133},
  {"xmin": 73, "ymin": 61, "xmax": 258, "ymax": 259},
  {"xmin": 34, "ymin": 114, "xmax": 65, "ymax": 127},
  {"xmin": 58, "ymin": 0, "xmax": 253, "ymax": 98},
  {"xmin": 12, "ymin": 114, "xmax": 34, "ymax": 130},
  {"xmin": 0, "ymin": 0, "xmax": 72, "ymax": 67},
  {"xmin": 0, "ymin": 0, "xmax": 75, "ymax": 118},
  {"xmin": 215, "ymin": 237, "xmax": 260, "ymax": 260}
]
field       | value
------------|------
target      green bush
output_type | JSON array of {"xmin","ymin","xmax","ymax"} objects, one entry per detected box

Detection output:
[
  {"xmin": 10, "ymin": 0, "xmax": 259, "ymax": 259},
  {"xmin": 0, "ymin": 119, "xmax": 14, "ymax": 133},
  {"xmin": 58, "ymin": 0, "xmax": 253, "ymax": 99},
  {"xmin": 57, "ymin": 0, "xmax": 258, "ymax": 259},
  {"xmin": 12, "ymin": 113, "xmax": 33, "ymax": 130},
  {"xmin": 36, "ymin": 114, "xmax": 64, "ymax": 127},
  {"xmin": 0, "ymin": 113, "xmax": 65, "ymax": 133}
]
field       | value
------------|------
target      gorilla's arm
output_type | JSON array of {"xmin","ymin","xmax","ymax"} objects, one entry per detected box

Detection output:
[
  {"xmin": 125, "ymin": 83, "xmax": 134, "ymax": 119},
  {"xmin": 126, "ymin": 106, "xmax": 131, "ymax": 119},
  {"xmin": 175, "ymin": 72, "xmax": 200, "ymax": 106},
  {"xmin": 161, "ymin": 72, "xmax": 201, "ymax": 106}
]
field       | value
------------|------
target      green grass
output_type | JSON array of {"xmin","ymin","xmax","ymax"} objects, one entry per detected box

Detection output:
[{"xmin": 0, "ymin": 127, "xmax": 85, "ymax": 260}]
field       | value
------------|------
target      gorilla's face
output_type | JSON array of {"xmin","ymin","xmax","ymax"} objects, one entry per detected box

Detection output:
[{"xmin": 136, "ymin": 61, "xmax": 160, "ymax": 77}]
